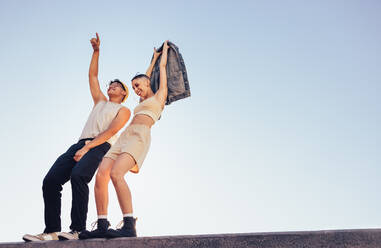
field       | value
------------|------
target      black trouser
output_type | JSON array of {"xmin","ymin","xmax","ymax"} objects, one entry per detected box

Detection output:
[{"xmin": 42, "ymin": 138, "xmax": 111, "ymax": 233}]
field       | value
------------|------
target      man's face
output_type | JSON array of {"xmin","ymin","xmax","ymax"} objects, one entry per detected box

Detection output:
[{"xmin": 107, "ymin": 82, "xmax": 125, "ymax": 99}]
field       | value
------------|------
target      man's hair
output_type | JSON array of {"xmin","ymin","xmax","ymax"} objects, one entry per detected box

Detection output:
[
  {"xmin": 131, "ymin": 74, "xmax": 150, "ymax": 82},
  {"xmin": 109, "ymin": 79, "xmax": 126, "ymax": 91}
]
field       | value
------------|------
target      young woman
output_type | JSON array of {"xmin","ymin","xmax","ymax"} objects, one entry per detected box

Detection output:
[{"xmin": 80, "ymin": 41, "xmax": 169, "ymax": 239}]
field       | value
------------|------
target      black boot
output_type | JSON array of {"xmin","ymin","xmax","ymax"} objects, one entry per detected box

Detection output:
[
  {"xmin": 78, "ymin": 219, "xmax": 110, "ymax": 239},
  {"xmin": 106, "ymin": 217, "xmax": 137, "ymax": 238}
]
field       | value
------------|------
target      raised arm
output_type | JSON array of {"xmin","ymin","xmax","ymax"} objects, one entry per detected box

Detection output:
[
  {"xmin": 155, "ymin": 40, "xmax": 169, "ymax": 107},
  {"xmin": 145, "ymin": 48, "xmax": 161, "ymax": 78},
  {"xmin": 89, "ymin": 33, "xmax": 107, "ymax": 105},
  {"xmin": 74, "ymin": 107, "xmax": 131, "ymax": 161}
]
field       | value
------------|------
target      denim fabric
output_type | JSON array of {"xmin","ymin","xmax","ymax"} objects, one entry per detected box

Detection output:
[
  {"xmin": 150, "ymin": 41, "xmax": 190, "ymax": 105},
  {"xmin": 42, "ymin": 139, "xmax": 110, "ymax": 232}
]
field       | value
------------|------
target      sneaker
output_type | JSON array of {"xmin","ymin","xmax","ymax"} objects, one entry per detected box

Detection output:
[
  {"xmin": 57, "ymin": 230, "xmax": 79, "ymax": 240},
  {"xmin": 78, "ymin": 219, "xmax": 110, "ymax": 240},
  {"xmin": 23, "ymin": 232, "xmax": 59, "ymax": 242},
  {"xmin": 106, "ymin": 217, "xmax": 137, "ymax": 238}
]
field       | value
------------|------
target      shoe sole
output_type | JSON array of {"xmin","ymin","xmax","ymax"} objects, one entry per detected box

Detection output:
[
  {"xmin": 57, "ymin": 232, "xmax": 78, "ymax": 240},
  {"xmin": 23, "ymin": 236, "xmax": 40, "ymax": 242},
  {"xmin": 106, "ymin": 229, "xmax": 137, "ymax": 238},
  {"xmin": 79, "ymin": 231, "xmax": 108, "ymax": 240},
  {"xmin": 23, "ymin": 235, "xmax": 59, "ymax": 242}
]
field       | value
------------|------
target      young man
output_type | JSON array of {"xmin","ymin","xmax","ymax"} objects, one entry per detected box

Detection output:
[{"xmin": 23, "ymin": 33, "xmax": 131, "ymax": 241}]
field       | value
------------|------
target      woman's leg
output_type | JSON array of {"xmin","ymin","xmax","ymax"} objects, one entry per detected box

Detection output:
[
  {"xmin": 94, "ymin": 157, "xmax": 115, "ymax": 215},
  {"xmin": 110, "ymin": 153, "xmax": 136, "ymax": 214},
  {"xmin": 79, "ymin": 157, "xmax": 116, "ymax": 240}
]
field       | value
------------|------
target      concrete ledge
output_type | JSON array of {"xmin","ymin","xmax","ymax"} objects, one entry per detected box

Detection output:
[{"xmin": 2, "ymin": 229, "xmax": 381, "ymax": 248}]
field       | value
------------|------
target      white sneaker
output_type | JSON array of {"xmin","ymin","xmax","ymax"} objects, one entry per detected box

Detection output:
[
  {"xmin": 23, "ymin": 232, "xmax": 59, "ymax": 242},
  {"xmin": 57, "ymin": 230, "xmax": 79, "ymax": 240}
]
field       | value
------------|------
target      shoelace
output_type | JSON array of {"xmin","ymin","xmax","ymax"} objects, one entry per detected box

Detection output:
[
  {"xmin": 37, "ymin": 233, "xmax": 55, "ymax": 240},
  {"xmin": 115, "ymin": 217, "xmax": 138, "ymax": 229},
  {"xmin": 90, "ymin": 220, "xmax": 98, "ymax": 231},
  {"xmin": 90, "ymin": 219, "xmax": 111, "ymax": 231},
  {"xmin": 115, "ymin": 220, "xmax": 124, "ymax": 230}
]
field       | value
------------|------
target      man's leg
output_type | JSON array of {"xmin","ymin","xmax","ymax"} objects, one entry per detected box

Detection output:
[
  {"xmin": 42, "ymin": 141, "xmax": 84, "ymax": 233},
  {"xmin": 70, "ymin": 142, "xmax": 111, "ymax": 231}
]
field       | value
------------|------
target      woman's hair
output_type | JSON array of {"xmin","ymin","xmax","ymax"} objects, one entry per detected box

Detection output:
[{"xmin": 131, "ymin": 74, "xmax": 150, "ymax": 82}]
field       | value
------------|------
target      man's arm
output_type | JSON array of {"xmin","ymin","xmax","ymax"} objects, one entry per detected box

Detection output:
[
  {"xmin": 73, "ymin": 107, "xmax": 131, "ymax": 161},
  {"xmin": 145, "ymin": 47, "xmax": 162, "ymax": 78},
  {"xmin": 89, "ymin": 33, "xmax": 107, "ymax": 104}
]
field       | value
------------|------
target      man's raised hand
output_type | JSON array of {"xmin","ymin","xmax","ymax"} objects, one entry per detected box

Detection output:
[{"xmin": 90, "ymin": 32, "xmax": 100, "ymax": 51}]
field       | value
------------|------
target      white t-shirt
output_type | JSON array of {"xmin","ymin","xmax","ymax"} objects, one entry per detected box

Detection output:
[{"xmin": 79, "ymin": 101, "xmax": 123, "ymax": 145}]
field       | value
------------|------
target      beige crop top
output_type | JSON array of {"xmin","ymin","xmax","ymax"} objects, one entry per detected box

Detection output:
[
  {"xmin": 133, "ymin": 96, "xmax": 163, "ymax": 123},
  {"xmin": 79, "ymin": 101, "xmax": 123, "ymax": 145}
]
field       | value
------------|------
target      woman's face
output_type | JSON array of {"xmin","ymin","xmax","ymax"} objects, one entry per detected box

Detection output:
[{"xmin": 132, "ymin": 78, "xmax": 150, "ymax": 98}]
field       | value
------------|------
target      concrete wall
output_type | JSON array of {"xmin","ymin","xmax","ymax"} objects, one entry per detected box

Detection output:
[{"xmin": 2, "ymin": 229, "xmax": 381, "ymax": 248}]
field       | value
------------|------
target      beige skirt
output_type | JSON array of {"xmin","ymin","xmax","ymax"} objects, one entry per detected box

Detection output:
[{"xmin": 104, "ymin": 124, "xmax": 151, "ymax": 173}]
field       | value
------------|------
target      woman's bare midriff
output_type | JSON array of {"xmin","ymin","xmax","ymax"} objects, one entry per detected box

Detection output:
[{"xmin": 130, "ymin": 114, "xmax": 154, "ymax": 128}]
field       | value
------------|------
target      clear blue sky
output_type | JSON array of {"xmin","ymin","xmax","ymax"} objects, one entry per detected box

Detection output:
[{"xmin": 0, "ymin": 0, "xmax": 380, "ymax": 242}]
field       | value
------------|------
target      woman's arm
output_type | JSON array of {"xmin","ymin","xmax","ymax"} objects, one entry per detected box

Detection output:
[
  {"xmin": 89, "ymin": 33, "xmax": 107, "ymax": 104},
  {"xmin": 155, "ymin": 40, "xmax": 169, "ymax": 107},
  {"xmin": 145, "ymin": 48, "xmax": 161, "ymax": 78}
]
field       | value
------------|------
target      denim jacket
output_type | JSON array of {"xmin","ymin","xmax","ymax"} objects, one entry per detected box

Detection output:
[{"xmin": 150, "ymin": 41, "xmax": 191, "ymax": 105}]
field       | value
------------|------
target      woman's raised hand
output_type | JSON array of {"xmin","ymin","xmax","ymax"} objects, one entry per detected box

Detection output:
[
  {"xmin": 159, "ymin": 40, "xmax": 169, "ymax": 67},
  {"xmin": 163, "ymin": 40, "xmax": 169, "ymax": 51},
  {"xmin": 90, "ymin": 33, "xmax": 100, "ymax": 51},
  {"xmin": 153, "ymin": 47, "xmax": 162, "ymax": 59}
]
